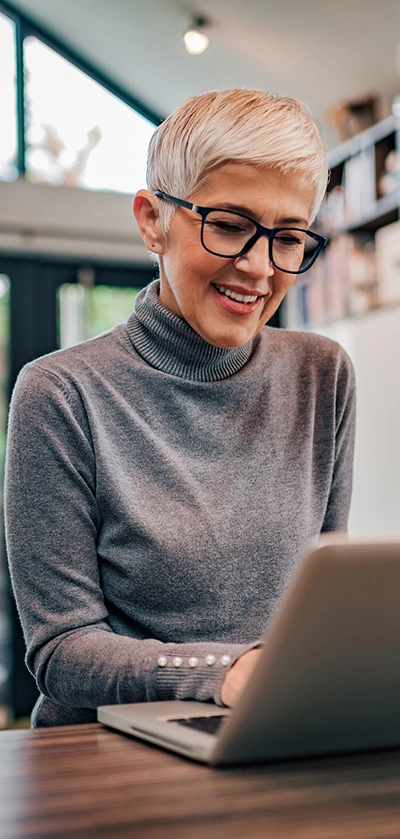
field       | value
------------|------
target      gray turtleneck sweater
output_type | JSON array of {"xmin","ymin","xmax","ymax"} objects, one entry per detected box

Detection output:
[{"xmin": 5, "ymin": 281, "xmax": 355, "ymax": 727}]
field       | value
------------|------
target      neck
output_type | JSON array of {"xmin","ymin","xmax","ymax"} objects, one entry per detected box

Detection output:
[{"xmin": 126, "ymin": 281, "xmax": 254, "ymax": 382}]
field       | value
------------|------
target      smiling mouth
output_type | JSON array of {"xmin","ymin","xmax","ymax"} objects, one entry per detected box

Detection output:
[{"xmin": 213, "ymin": 284, "xmax": 262, "ymax": 304}]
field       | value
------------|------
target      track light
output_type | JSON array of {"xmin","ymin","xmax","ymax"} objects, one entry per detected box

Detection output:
[{"xmin": 183, "ymin": 16, "xmax": 209, "ymax": 55}]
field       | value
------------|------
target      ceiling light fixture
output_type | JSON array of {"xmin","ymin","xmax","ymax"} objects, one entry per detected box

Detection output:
[{"xmin": 183, "ymin": 16, "xmax": 210, "ymax": 55}]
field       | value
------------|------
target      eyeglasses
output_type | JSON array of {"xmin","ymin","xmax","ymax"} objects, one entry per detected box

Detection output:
[{"xmin": 154, "ymin": 191, "xmax": 327, "ymax": 275}]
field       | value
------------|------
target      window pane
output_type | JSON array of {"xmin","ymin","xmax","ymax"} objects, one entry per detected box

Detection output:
[
  {"xmin": 24, "ymin": 37, "xmax": 155, "ymax": 194},
  {"xmin": 0, "ymin": 13, "xmax": 18, "ymax": 182},
  {"xmin": 58, "ymin": 284, "xmax": 140, "ymax": 349}
]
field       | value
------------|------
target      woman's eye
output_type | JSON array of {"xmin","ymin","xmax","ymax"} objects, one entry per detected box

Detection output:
[
  {"xmin": 275, "ymin": 234, "xmax": 302, "ymax": 247},
  {"xmin": 214, "ymin": 222, "xmax": 243, "ymax": 233},
  {"xmin": 207, "ymin": 219, "xmax": 248, "ymax": 235}
]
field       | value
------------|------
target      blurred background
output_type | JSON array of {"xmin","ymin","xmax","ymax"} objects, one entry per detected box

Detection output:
[{"xmin": 1, "ymin": 0, "xmax": 400, "ymax": 726}]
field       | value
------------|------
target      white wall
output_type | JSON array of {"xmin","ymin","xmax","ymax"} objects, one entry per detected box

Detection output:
[{"xmin": 317, "ymin": 305, "xmax": 400, "ymax": 538}]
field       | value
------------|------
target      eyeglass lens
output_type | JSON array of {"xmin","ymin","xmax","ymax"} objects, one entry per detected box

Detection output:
[{"xmin": 202, "ymin": 211, "xmax": 319, "ymax": 272}]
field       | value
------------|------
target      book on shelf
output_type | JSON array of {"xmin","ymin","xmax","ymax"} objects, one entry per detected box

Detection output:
[
  {"xmin": 346, "ymin": 239, "xmax": 378, "ymax": 315},
  {"xmin": 318, "ymin": 185, "xmax": 346, "ymax": 231},
  {"xmin": 281, "ymin": 260, "xmax": 330, "ymax": 330},
  {"xmin": 375, "ymin": 220, "xmax": 400, "ymax": 305},
  {"xmin": 281, "ymin": 279, "xmax": 307, "ymax": 330},
  {"xmin": 306, "ymin": 256, "xmax": 326, "ymax": 327},
  {"xmin": 324, "ymin": 235, "xmax": 350, "ymax": 321},
  {"xmin": 343, "ymin": 147, "xmax": 376, "ymax": 224}
]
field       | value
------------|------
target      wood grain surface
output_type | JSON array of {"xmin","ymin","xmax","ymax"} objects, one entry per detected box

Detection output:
[{"xmin": 2, "ymin": 723, "xmax": 400, "ymax": 838}]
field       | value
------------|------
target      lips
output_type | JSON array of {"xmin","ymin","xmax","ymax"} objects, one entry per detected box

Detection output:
[
  {"xmin": 211, "ymin": 283, "xmax": 265, "ymax": 315},
  {"xmin": 213, "ymin": 284, "xmax": 260, "ymax": 304},
  {"xmin": 213, "ymin": 283, "xmax": 264, "ymax": 301}
]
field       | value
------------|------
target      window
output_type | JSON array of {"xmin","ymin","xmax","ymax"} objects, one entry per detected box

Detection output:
[
  {"xmin": 0, "ymin": 11, "xmax": 18, "ymax": 182},
  {"xmin": 24, "ymin": 37, "xmax": 155, "ymax": 194},
  {"xmin": 58, "ymin": 283, "xmax": 141, "ymax": 349},
  {"xmin": 0, "ymin": 5, "xmax": 160, "ymax": 191}
]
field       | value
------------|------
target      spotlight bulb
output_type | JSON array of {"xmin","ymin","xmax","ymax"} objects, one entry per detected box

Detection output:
[{"xmin": 184, "ymin": 17, "xmax": 209, "ymax": 55}]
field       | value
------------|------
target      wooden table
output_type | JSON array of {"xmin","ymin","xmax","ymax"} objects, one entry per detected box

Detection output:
[{"xmin": 2, "ymin": 724, "xmax": 400, "ymax": 838}]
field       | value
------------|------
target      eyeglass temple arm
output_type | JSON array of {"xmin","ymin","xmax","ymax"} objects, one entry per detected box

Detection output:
[{"xmin": 154, "ymin": 191, "xmax": 195, "ymax": 211}]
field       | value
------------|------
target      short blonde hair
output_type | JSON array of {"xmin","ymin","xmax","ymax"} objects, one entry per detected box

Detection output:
[{"xmin": 146, "ymin": 88, "xmax": 328, "ymax": 231}]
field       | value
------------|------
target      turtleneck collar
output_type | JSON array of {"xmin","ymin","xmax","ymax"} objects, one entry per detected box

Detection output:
[{"xmin": 126, "ymin": 280, "xmax": 254, "ymax": 382}]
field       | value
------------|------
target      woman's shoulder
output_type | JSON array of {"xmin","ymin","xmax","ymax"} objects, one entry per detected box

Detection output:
[
  {"xmin": 11, "ymin": 322, "xmax": 131, "ymax": 409},
  {"xmin": 261, "ymin": 325, "xmax": 352, "ymax": 365},
  {"xmin": 19, "ymin": 322, "xmax": 128, "ymax": 380},
  {"xmin": 254, "ymin": 326, "xmax": 355, "ymax": 394}
]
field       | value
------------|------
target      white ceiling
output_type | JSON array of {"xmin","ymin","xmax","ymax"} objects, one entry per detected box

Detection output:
[{"xmin": 6, "ymin": 0, "xmax": 400, "ymax": 147}]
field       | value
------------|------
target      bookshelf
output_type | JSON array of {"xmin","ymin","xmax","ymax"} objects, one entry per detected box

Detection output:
[{"xmin": 283, "ymin": 114, "xmax": 400, "ymax": 329}]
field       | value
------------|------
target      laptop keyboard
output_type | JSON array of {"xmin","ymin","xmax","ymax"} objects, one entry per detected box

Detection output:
[{"xmin": 172, "ymin": 715, "xmax": 227, "ymax": 735}]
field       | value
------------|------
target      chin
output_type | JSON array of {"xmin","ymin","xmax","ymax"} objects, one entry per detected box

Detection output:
[{"xmin": 203, "ymin": 330, "xmax": 256, "ymax": 349}]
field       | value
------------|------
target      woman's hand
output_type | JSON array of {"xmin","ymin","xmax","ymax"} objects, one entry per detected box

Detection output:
[{"xmin": 220, "ymin": 648, "xmax": 262, "ymax": 707}]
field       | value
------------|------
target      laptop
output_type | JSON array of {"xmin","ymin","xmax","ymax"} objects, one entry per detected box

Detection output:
[{"xmin": 98, "ymin": 535, "xmax": 400, "ymax": 765}]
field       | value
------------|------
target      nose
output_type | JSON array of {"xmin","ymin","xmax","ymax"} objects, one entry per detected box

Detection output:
[{"xmin": 233, "ymin": 235, "xmax": 275, "ymax": 279}]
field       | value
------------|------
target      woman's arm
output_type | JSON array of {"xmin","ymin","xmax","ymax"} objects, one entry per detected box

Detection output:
[
  {"xmin": 5, "ymin": 362, "xmax": 255, "ymax": 722},
  {"xmin": 321, "ymin": 348, "xmax": 356, "ymax": 533}
]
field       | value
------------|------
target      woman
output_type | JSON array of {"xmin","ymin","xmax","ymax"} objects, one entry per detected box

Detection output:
[{"xmin": 5, "ymin": 89, "xmax": 355, "ymax": 726}]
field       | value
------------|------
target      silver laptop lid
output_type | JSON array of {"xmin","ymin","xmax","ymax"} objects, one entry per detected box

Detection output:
[{"xmin": 99, "ymin": 536, "xmax": 400, "ymax": 765}]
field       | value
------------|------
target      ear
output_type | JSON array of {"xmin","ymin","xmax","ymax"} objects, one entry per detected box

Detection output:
[{"xmin": 133, "ymin": 190, "xmax": 165, "ymax": 255}]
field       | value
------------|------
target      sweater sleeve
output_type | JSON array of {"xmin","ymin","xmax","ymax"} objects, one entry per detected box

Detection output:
[
  {"xmin": 5, "ymin": 363, "xmax": 254, "ymax": 725},
  {"xmin": 321, "ymin": 347, "xmax": 356, "ymax": 533}
]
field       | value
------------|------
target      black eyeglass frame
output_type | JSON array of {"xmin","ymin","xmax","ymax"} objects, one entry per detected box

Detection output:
[{"xmin": 154, "ymin": 190, "xmax": 328, "ymax": 275}]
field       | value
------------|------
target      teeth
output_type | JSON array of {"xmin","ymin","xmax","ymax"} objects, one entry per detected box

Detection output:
[{"xmin": 215, "ymin": 284, "xmax": 258, "ymax": 303}]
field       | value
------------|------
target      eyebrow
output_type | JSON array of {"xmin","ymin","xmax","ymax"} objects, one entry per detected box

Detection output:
[{"xmin": 210, "ymin": 202, "xmax": 310, "ymax": 229}]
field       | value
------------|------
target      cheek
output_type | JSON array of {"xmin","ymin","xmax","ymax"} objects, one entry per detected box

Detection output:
[
  {"xmin": 275, "ymin": 271, "xmax": 296, "ymax": 295},
  {"xmin": 173, "ymin": 250, "xmax": 226, "ymax": 287},
  {"xmin": 164, "ymin": 236, "xmax": 203, "ymax": 278}
]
